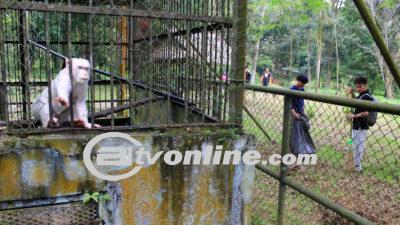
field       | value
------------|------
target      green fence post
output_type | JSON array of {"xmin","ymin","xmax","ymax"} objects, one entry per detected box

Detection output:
[
  {"xmin": 277, "ymin": 95, "xmax": 292, "ymax": 225},
  {"xmin": 229, "ymin": 0, "xmax": 247, "ymax": 125}
]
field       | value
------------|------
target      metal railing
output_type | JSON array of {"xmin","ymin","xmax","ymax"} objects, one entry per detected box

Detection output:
[{"xmin": 245, "ymin": 84, "xmax": 399, "ymax": 225}]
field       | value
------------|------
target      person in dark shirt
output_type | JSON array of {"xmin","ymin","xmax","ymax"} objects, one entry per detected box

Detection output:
[
  {"xmin": 244, "ymin": 66, "xmax": 252, "ymax": 83},
  {"xmin": 290, "ymin": 75, "xmax": 308, "ymax": 119},
  {"xmin": 260, "ymin": 68, "xmax": 273, "ymax": 86},
  {"xmin": 346, "ymin": 76, "xmax": 373, "ymax": 172},
  {"xmin": 288, "ymin": 75, "xmax": 313, "ymax": 172}
]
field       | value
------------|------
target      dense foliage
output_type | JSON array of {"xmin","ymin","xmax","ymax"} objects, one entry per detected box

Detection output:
[{"xmin": 247, "ymin": 0, "xmax": 400, "ymax": 100}]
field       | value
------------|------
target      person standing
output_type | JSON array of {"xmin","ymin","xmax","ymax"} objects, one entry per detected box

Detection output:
[
  {"xmin": 244, "ymin": 66, "xmax": 252, "ymax": 83},
  {"xmin": 290, "ymin": 75, "xmax": 308, "ymax": 119},
  {"xmin": 260, "ymin": 68, "xmax": 272, "ymax": 86},
  {"xmin": 289, "ymin": 75, "xmax": 316, "ymax": 171},
  {"xmin": 346, "ymin": 76, "xmax": 374, "ymax": 172},
  {"xmin": 221, "ymin": 71, "xmax": 228, "ymax": 82}
]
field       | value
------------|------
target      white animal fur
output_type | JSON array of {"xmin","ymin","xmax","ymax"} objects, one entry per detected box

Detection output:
[{"xmin": 32, "ymin": 58, "xmax": 91, "ymax": 128}]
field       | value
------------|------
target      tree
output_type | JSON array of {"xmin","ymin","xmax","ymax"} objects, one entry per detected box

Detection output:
[{"xmin": 353, "ymin": 0, "xmax": 400, "ymax": 98}]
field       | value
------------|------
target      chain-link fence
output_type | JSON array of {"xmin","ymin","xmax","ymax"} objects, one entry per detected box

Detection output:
[
  {"xmin": 0, "ymin": 201, "xmax": 99, "ymax": 225},
  {"xmin": 0, "ymin": 0, "xmax": 245, "ymax": 134},
  {"xmin": 244, "ymin": 86, "xmax": 400, "ymax": 224}
]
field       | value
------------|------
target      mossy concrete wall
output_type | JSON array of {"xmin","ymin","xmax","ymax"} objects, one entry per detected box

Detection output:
[{"xmin": 0, "ymin": 128, "xmax": 256, "ymax": 225}]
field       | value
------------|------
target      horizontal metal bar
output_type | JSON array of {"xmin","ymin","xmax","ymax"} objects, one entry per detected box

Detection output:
[
  {"xmin": 3, "ymin": 122, "xmax": 238, "ymax": 135},
  {"xmin": 5, "ymin": 79, "xmax": 128, "ymax": 86},
  {"xmin": 245, "ymin": 84, "xmax": 400, "ymax": 115},
  {"xmin": 92, "ymin": 96, "xmax": 165, "ymax": 118},
  {"xmin": 6, "ymin": 99, "xmax": 130, "ymax": 105},
  {"xmin": 0, "ymin": 2, "xmax": 233, "ymax": 24},
  {"xmin": 0, "ymin": 193, "xmax": 85, "ymax": 211},
  {"xmin": 256, "ymin": 164, "xmax": 374, "ymax": 225},
  {"xmin": 5, "ymin": 40, "xmax": 129, "ymax": 46},
  {"xmin": 133, "ymin": 23, "xmax": 230, "ymax": 44}
]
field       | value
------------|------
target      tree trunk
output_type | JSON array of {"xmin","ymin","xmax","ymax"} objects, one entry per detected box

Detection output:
[
  {"xmin": 307, "ymin": 29, "xmax": 311, "ymax": 82},
  {"xmin": 251, "ymin": 38, "xmax": 261, "ymax": 84},
  {"xmin": 250, "ymin": 6, "xmax": 266, "ymax": 84},
  {"xmin": 377, "ymin": 55, "xmax": 394, "ymax": 99},
  {"xmin": 290, "ymin": 31, "xmax": 293, "ymax": 76},
  {"xmin": 334, "ymin": 21, "xmax": 340, "ymax": 94},
  {"xmin": 325, "ymin": 43, "xmax": 334, "ymax": 88},
  {"xmin": 315, "ymin": 14, "xmax": 323, "ymax": 93},
  {"xmin": 383, "ymin": 64, "xmax": 395, "ymax": 99}
]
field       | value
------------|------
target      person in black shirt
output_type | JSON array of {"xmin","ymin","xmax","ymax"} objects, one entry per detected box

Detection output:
[
  {"xmin": 244, "ymin": 66, "xmax": 252, "ymax": 83},
  {"xmin": 290, "ymin": 75, "xmax": 308, "ymax": 119},
  {"xmin": 260, "ymin": 68, "xmax": 273, "ymax": 86},
  {"xmin": 288, "ymin": 75, "xmax": 316, "ymax": 172},
  {"xmin": 346, "ymin": 76, "xmax": 373, "ymax": 172}
]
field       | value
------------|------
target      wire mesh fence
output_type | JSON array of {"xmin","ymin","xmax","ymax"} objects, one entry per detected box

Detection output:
[
  {"xmin": 244, "ymin": 88, "xmax": 400, "ymax": 225},
  {"xmin": 0, "ymin": 201, "xmax": 99, "ymax": 225},
  {"xmin": 0, "ymin": 0, "xmax": 242, "ymax": 134}
]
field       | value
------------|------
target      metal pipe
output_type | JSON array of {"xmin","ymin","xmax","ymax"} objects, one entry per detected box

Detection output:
[
  {"xmin": 19, "ymin": 10, "xmax": 30, "ymax": 120},
  {"xmin": 109, "ymin": 0, "xmax": 115, "ymax": 128},
  {"xmin": 67, "ymin": 0, "xmax": 74, "ymax": 127},
  {"xmin": 89, "ymin": 0, "xmax": 95, "ymax": 128},
  {"xmin": 353, "ymin": 0, "xmax": 400, "ymax": 89},
  {"xmin": 243, "ymin": 106, "xmax": 272, "ymax": 141},
  {"xmin": 128, "ymin": 0, "xmax": 135, "ymax": 127},
  {"xmin": 277, "ymin": 96, "xmax": 291, "ymax": 225},
  {"xmin": 245, "ymin": 85, "xmax": 400, "ymax": 115},
  {"xmin": 44, "ymin": 0, "xmax": 53, "ymax": 128},
  {"xmin": 256, "ymin": 164, "xmax": 374, "ymax": 225},
  {"xmin": 0, "ymin": 2, "xmax": 232, "ymax": 25}
]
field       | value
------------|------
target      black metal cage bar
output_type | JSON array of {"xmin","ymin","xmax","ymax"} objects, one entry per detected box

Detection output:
[{"xmin": 0, "ymin": 0, "xmax": 243, "ymax": 132}]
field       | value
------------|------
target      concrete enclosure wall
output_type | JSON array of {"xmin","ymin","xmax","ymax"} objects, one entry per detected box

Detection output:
[{"xmin": 0, "ymin": 129, "xmax": 256, "ymax": 225}]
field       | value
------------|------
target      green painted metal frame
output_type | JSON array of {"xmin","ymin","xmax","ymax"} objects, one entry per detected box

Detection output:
[{"xmin": 246, "ymin": 85, "xmax": 383, "ymax": 225}]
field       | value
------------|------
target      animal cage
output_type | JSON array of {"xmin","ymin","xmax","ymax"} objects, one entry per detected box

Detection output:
[{"xmin": 0, "ymin": 0, "xmax": 246, "ymax": 133}]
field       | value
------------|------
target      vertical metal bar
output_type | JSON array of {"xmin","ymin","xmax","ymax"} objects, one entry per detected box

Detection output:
[
  {"xmin": 10, "ymin": 15, "xmax": 17, "ymax": 120},
  {"xmin": 148, "ymin": 18, "xmax": 154, "ymax": 124},
  {"xmin": 18, "ymin": 10, "xmax": 30, "ymax": 121},
  {"xmin": 110, "ymin": 0, "xmax": 115, "ymax": 128},
  {"xmin": 207, "ymin": 24, "xmax": 213, "ymax": 116},
  {"xmin": 129, "ymin": 0, "xmax": 135, "ymax": 127},
  {"xmin": 219, "ymin": 27, "xmax": 225, "ymax": 121},
  {"xmin": 183, "ymin": 9, "xmax": 190, "ymax": 123},
  {"xmin": 67, "ymin": 0, "xmax": 74, "ymax": 127},
  {"xmin": 213, "ymin": 27, "xmax": 218, "ymax": 118},
  {"xmin": 45, "ymin": 1, "xmax": 53, "ymax": 128},
  {"xmin": 166, "ymin": 20, "xmax": 171, "ymax": 122},
  {"xmin": 353, "ymin": 0, "xmax": 400, "ymax": 89},
  {"xmin": 89, "ymin": 0, "xmax": 95, "ymax": 128},
  {"xmin": 118, "ymin": 7, "xmax": 128, "ymax": 117},
  {"xmin": 0, "ymin": 10, "xmax": 8, "ymax": 122},
  {"xmin": 277, "ymin": 96, "xmax": 292, "ymax": 225},
  {"xmin": 228, "ymin": 0, "xmax": 246, "ymax": 124},
  {"xmin": 201, "ymin": 24, "xmax": 207, "ymax": 122}
]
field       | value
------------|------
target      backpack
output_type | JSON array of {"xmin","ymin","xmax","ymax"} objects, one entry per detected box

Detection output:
[{"xmin": 360, "ymin": 93, "xmax": 378, "ymax": 127}]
